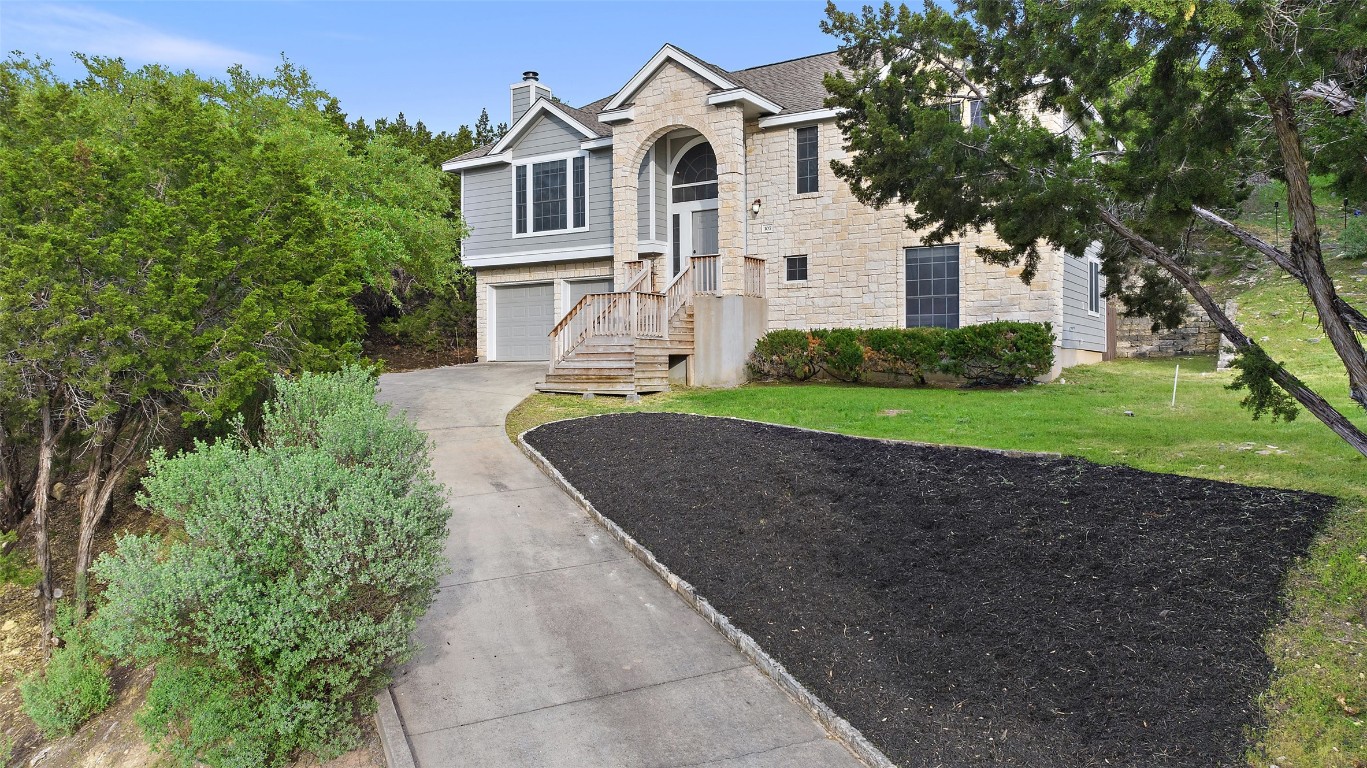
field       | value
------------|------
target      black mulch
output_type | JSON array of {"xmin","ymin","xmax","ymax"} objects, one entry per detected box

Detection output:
[{"xmin": 525, "ymin": 413, "xmax": 1336, "ymax": 768}]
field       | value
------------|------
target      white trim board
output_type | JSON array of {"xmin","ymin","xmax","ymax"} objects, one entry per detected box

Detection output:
[
  {"xmin": 604, "ymin": 44, "xmax": 737, "ymax": 112},
  {"xmin": 443, "ymin": 151, "xmax": 510, "ymax": 172},
  {"xmin": 465, "ymin": 243, "xmax": 614, "ymax": 269},
  {"xmin": 489, "ymin": 98, "xmax": 600, "ymax": 156},
  {"xmin": 758, "ymin": 108, "xmax": 841, "ymax": 129}
]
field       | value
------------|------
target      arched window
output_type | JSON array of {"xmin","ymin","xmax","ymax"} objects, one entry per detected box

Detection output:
[{"xmin": 671, "ymin": 143, "xmax": 717, "ymax": 203}]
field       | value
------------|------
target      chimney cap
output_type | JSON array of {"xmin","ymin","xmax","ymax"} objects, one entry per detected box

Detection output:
[{"xmin": 522, "ymin": 71, "xmax": 539, "ymax": 82}]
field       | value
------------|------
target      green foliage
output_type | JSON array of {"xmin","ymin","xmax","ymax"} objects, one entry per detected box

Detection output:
[
  {"xmin": 377, "ymin": 274, "xmax": 476, "ymax": 351},
  {"xmin": 0, "ymin": 530, "xmax": 38, "ymax": 586},
  {"xmin": 1340, "ymin": 216, "xmax": 1367, "ymax": 259},
  {"xmin": 1228, "ymin": 347, "xmax": 1300, "ymax": 422},
  {"xmin": 91, "ymin": 367, "xmax": 451, "ymax": 767},
  {"xmin": 938, "ymin": 321, "xmax": 1056, "ymax": 386},
  {"xmin": 863, "ymin": 327, "xmax": 943, "ymax": 383},
  {"xmin": 815, "ymin": 328, "xmax": 866, "ymax": 381},
  {"xmin": 749, "ymin": 329, "xmax": 818, "ymax": 381},
  {"xmin": 20, "ymin": 604, "xmax": 113, "ymax": 738},
  {"xmin": 748, "ymin": 324, "xmax": 1050, "ymax": 387},
  {"xmin": 0, "ymin": 53, "xmax": 464, "ymax": 430}
]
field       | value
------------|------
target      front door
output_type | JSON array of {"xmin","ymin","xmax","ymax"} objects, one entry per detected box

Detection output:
[
  {"xmin": 668, "ymin": 139, "xmax": 720, "ymax": 280},
  {"xmin": 672, "ymin": 203, "xmax": 719, "ymax": 276}
]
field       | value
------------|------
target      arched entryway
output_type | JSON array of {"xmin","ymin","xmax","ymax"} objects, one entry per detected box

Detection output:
[{"xmin": 668, "ymin": 138, "xmax": 719, "ymax": 279}]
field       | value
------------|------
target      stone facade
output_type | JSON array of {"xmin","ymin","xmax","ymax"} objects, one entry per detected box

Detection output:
[
  {"xmin": 611, "ymin": 61, "xmax": 749, "ymax": 294},
  {"xmin": 1114, "ymin": 302, "xmax": 1221, "ymax": 358},
  {"xmin": 474, "ymin": 258, "xmax": 613, "ymax": 360},
  {"xmin": 743, "ymin": 115, "xmax": 1066, "ymax": 335}
]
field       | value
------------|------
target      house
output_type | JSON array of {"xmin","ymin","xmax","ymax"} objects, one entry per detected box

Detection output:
[{"xmin": 443, "ymin": 44, "xmax": 1109, "ymax": 393}]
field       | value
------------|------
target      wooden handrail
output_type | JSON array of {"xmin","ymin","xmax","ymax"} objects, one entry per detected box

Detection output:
[
  {"xmin": 743, "ymin": 256, "xmax": 765, "ymax": 298},
  {"xmin": 623, "ymin": 260, "xmax": 652, "ymax": 292}
]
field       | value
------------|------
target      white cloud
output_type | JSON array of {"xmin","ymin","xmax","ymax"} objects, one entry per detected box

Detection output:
[{"xmin": 3, "ymin": 4, "xmax": 269, "ymax": 72}]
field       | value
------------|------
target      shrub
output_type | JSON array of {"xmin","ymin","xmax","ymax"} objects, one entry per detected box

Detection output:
[
  {"xmin": 91, "ymin": 366, "xmax": 451, "ymax": 767},
  {"xmin": 813, "ymin": 328, "xmax": 865, "ymax": 381},
  {"xmin": 863, "ymin": 328, "xmax": 944, "ymax": 383},
  {"xmin": 939, "ymin": 321, "xmax": 1055, "ymax": 386},
  {"xmin": 748, "ymin": 329, "xmax": 817, "ymax": 381},
  {"xmin": 1340, "ymin": 216, "xmax": 1367, "ymax": 259},
  {"xmin": 20, "ymin": 604, "xmax": 114, "ymax": 738}
]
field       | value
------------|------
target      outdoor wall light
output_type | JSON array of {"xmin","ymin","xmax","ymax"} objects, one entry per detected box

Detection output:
[{"xmin": 751, "ymin": 199, "xmax": 762, "ymax": 216}]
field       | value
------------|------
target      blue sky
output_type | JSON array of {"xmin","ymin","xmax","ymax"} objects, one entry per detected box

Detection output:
[{"xmin": 1, "ymin": 1, "xmax": 846, "ymax": 134}]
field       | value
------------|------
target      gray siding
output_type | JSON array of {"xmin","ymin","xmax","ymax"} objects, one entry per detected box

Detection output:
[
  {"xmin": 637, "ymin": 151, "xmax": 651, "ymax": 240},
  {"xmin": 653, "ymin": 138, "xmax": 668, "ymax": 237},
  {"xmin": 510, "ymin": 113, "xmax": 583, "ymax": 159},
  {"xmin": 511, "ymin": 86, "xmax": 532, "ymax": 125},
  {"xmin": 461, "ymin": 113, "xmax": 613, "ymax": 261},
  {"xmin": 1061, "ymin": 250, "xmax": 1106, "ymax": 350}
]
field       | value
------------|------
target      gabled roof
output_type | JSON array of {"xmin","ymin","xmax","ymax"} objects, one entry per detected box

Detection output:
[{"xmin": 443, "ymin": 46, "xmax": 850, "ymax": 168}]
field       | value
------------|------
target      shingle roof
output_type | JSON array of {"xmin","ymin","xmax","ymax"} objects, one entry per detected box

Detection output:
[
  {"xmin": 729, "ymin": 51, "xmax": 848, "ymax": 112},
  {"xmin": 445, "ymin": 48, "xmax": 847, "ymax": 166}
]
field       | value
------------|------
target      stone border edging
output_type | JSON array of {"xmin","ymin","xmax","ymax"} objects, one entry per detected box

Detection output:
[
  {"xmin": 517, "ymin": 418, "xmax": 901, "ymax": 768},
  {"xmin": 374, "ymin": 686, "xmax": 417, "ymax": 768}
]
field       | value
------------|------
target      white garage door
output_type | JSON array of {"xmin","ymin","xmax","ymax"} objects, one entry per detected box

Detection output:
[{"xmin": 495, "ymin": 283, "xmax": 554, "ymax": 361}]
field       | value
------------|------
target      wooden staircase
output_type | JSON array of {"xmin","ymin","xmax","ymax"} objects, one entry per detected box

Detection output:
[{"xmin": 537, "ymin": 258, "xmax": 712, "ymax": 395}]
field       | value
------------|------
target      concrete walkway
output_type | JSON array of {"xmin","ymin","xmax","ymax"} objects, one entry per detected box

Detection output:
[{"xmin": 378, "ymin": 363, "xmax": 864, "ymax": 768}]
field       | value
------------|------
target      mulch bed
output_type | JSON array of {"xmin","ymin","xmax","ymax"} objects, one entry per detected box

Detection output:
[{"xmin": 525, "ymin": 413, "xmax": 1336, "ymax": 767}]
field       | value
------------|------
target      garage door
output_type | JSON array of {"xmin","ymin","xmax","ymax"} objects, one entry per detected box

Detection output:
[
  {"xmin": 494, "ymin": 283, "xmax": 554, "ymax": 361},
  {"xmin": 566, "ymin": 278, "xmax": 614, "ymax": 315}
]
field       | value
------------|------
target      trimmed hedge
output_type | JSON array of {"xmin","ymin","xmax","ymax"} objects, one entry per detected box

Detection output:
[{"xmin": 747, "ymin": 322, "xmax": 1055, "ymax": 387}]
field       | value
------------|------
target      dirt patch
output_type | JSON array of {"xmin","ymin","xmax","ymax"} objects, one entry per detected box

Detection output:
[
  {"xmin": 362, "ymin": 331, "xmax": 475, "ymax": 373},
  {"xmin": 525, "ymin": 413, "xmax": 1335, "ymax": 768}
]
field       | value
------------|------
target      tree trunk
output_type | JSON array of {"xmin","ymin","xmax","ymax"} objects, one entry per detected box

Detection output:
[
  {"xmin": 1192, "ymin": 205, "xmax": 1367, "ymax": 332},
  {"xmin": 33, "ymin": 400, "xmax": 71, "ymax": 657},
  {"xmin": 1098, "ymin": 208, "xmax": 1367, "ymax": 457},
  {"xmin": 0, "ymin": 422, "xmax": 24, "ymax": 531},
  {"xmin": 1266, "ymin": 90, "xmax": 1367, "ymax": 410},
  {"xmin": 73, "ymin": 413, "xmax": 139, "ymax": 619}
]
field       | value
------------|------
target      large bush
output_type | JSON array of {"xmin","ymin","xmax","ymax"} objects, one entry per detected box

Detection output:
[
  {"xmin": 746, "ymin": 323, "xmax": 1054, "ymax": 387},
  {"xmin": 939, "ymin": 321, "xmax": 1056, "ymax": 386},
  {"xmin": 91, "ymin": 366, "xmax": 450, "ymax": 767},
  {"xmin": 748, "ymin": 329, "xmax": 818, "ymax": 381},
  {"xmin": 20, "ymin": 605, "xmax": 113, "ymax": 738}
]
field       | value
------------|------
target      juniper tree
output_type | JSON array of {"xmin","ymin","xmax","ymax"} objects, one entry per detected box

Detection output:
[
  {"xmin": 822, "ymin": 0, "xmax": 1367, "ymax": 455},
  {"xmin": 0, "ymin": 54, "xmax": 464, "ymax": 646}
]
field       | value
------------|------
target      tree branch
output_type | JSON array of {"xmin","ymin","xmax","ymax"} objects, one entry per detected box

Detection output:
[{"xmin": 1192, "ymin": 205, "xmax": 1367, "ymax": 332}]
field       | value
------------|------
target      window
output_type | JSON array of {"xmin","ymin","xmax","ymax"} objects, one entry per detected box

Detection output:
[
  {"xmin": 796, "ymin": 125, "xmax": 819, "ymax": 194},
  {"xmin": 512, "ymin": 153, "xmax": 589, "ymax": 236},
  {"xmin": 1088, "ymin": 258, "xmax": 1102, "ymax": 314},
  {"xmin": 572, "ymin": 156, "xmax": 585, "ymax": 229},
  {"xmin": 785, "ymin": 255, "xmax": 808, "ymax": 282},
  {"xmin": 531, "ymin": 160, "xmax": 566, "ymax": 232},
  {"xmin": 672, "ymin": 143, "xmax": 717, "ymax": 202},
  {"xmin": 969, "ymin": 99, "xmax": 986, "ymax": 128},
  {"xmin": 515, "ymin": 166, "xmax": 527, "ymax": 234},
  {"xmin": 942, "ymin": 100, "xmax": 963, "ymax": 125},
  {"xmin": 905, "ymin": 245, "xmax": 959, "ymax": 328}
]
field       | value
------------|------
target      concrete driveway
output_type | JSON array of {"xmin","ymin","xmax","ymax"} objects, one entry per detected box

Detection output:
[{"xmin": 378, "ymin": 363, "xmax": 864, "ymax": 768}]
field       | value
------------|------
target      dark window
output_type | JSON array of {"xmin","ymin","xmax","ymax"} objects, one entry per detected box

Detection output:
[
  {"xmin": 796, "ymin": 125, "xmax": 819, "ymax": 194},
  {"xmin": 941, "ymin": 100, "xmax": 962, "ymax": 125},
  {"xmin": 572, "ymin": 156, "xmax": 585, "ymax": 229},
  {"xmin": 672, "ymin": 214, "xmax": 681, "ymax": 275},
  {"xmin": 969, "ymin": 99, "xmax": 986, "ymax": 128},
  {"xmin": 905, "ymin": 245, "xmax": 959, "ymax": 328},
  {"xmin": 672, "ymin": 143, "xmax": 718, "ymax": 203},
  {"xmin": 515, "ymin": 166, "xmax": 527, "ymax": 234},
  {"xmin": 531, "ymin": 160, "xmax": 567, "ymax": 232},
  {"xmin": 1089, "ymin": 259, "xmax": 1101, "ymax": 314},
  {"xmin": 785, "ymin": 255, "xmax": 808, "ymax": 282}
]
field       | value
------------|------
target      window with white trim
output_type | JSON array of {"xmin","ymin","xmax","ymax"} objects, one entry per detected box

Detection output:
[
  {"xmin": 796, "ymin": 126, "xmax": 819, "ymax": 194},
  {"xmin": 1088, "ymin": 258, "xmax": 1102, "ymax": 315},
  {"xmin": 512, "ymin": 152, "xmax": 588, "ymax": 236}
]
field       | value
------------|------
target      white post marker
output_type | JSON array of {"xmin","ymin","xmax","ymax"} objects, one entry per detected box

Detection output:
[{"xmin": 1171, "ymin": 364, "xmax": 1180, "ymax": 408}]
